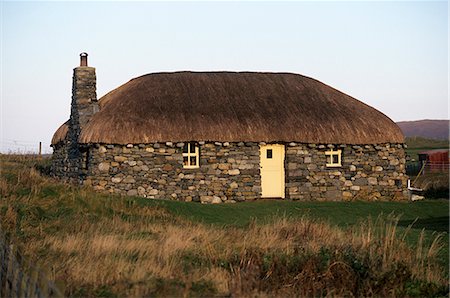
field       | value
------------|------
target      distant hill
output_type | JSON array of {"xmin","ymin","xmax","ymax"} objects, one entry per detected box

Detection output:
[{"xmin": 397, "ymin": 119, "xmax": 449, "ymax": 140}]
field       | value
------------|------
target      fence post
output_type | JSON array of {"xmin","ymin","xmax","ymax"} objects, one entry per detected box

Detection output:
[
  {"xmin": 39, "ymin": 270, "xmax": 49, "ymax": 297},
  {"xmin": 0, "ymin": 235, "xmax": 5, "ymax": 294},
  {"xmin": 28, "ymin": 265, "xmax": 38, "ymax": 298},
  {"xmin": 4, "ymin": 244, "xmax": 15, "ymax": 297}
]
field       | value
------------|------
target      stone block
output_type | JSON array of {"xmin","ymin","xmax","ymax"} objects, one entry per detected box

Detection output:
[
  {"xmin": 211, "ymin": 196, "xmax": 222, "ymax": 204},
  {"xmin": 148, "ymin": 189, "xmax": 158, "ymax": 195},
  {"xmin": 368, "ymin": 177, "xmax": 378, "ymax": 185},
  {"xmin": 98, "ymin": 162, "xmax": 110, "ymax": 172},
  {"xmin": 288, "ymin": 163, "xmax": 298, "ymax": 170},
  {"xmin": 114, "ymin": 156, "xmax": 127, "ymax": 162},
  {"xmin": 122, "ymin": 176, "xmax": 136, "ymax": 184},
  {"xmin": 200, "ymin": 196, "xmax": 212, "ymax": 204},
  {"xmin": 137, "ymin": 186, "xmax": 146, "ymax": 195},
  {"xmin": 163, "ymin": 164, "xmax": 173, "ymax": 171},
  {"xmin": 307, "ymin": 164, "xmax": 317, "ymax": 170},
  {"xmin": 344, "ymin": 180, "xmax": 353, "ymax": 187},
  {"xmin": 230, "ymin": 182, "xmax": 238, "ymax": 189},
  {"xmin": 111, "ymin": 177, "xmax": 122, "ymax": 183},
  {"xmin": 228, "ymin": 169, "xmax": 240, "ymax": 175},
  {"xmin": 354, "ymin": 178, "xmax": 368, "ymax": 186},
  {"xmin": 342, "ymin": 191, "xmax": 353, "ymax": 200},
  {"xmin": 389, "ymin": 159, "xmax": 399, "ymax": 166},
  {"xmin": 218, "ymin": 163, "xmax": 230, "ymax": 170}
]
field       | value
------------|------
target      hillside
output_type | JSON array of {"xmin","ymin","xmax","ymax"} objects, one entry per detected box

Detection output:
[{"xmin": 397, "ymin": 119, "xmax": 449, "ymax": 140}]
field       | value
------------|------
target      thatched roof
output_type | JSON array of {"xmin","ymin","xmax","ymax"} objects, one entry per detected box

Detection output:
[
  {"xmin": 51, "ymin": 120, "xmax": 69, "ymax": 145},
  {"xmin": 53, "ymin": 72, "xmax": 404, "ymax": 145}
]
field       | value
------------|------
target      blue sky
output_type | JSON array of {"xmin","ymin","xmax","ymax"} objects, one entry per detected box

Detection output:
[{"xmin": 1, "ymin": 1, "xmax": 448, "ymax": 153}]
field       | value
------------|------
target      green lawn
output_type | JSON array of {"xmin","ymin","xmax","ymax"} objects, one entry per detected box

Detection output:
[{"xmin": 137, "ymin": 199, "xmax": 448, "ymax": 228}]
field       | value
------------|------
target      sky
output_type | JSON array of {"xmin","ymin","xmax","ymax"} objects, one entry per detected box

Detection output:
[{"xmin": 0, "ymin": 1, "xmax": 448, "ymax": 153}]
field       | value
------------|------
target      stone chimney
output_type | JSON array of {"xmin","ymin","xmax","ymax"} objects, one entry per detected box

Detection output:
[
  {"xmin": 71, "ymin": 52, "xmax": 98, "ymax": 131},
  {"xmin": 67, "ymin": 52, "xmax": 99, "ymax": 180}
]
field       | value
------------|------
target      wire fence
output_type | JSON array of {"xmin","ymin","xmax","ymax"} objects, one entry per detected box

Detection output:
[
  {"xmin": 0, "ymin": 139, "xmax": 52, "ymax": 154},
  {"xmin": 406, "ymin": 162, "xmax": 449, "ymax": 176}
]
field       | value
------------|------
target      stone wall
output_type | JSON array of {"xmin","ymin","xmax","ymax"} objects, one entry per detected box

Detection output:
[
  {"xmin": 51, "ymin": 141, "xmax": 89, "ymax": 182},
  {"xmin": 51, "ymin": 142, "xmax": 69, "ymax": 178},
  {"xmin": 85, "ymin": 142, "xmax": 261, "ymax": 203},
  {"xmin": 285, "ymin": 143, "xmax": 408, "ymax": 201},
  {"xmin": 52, "ymin": 141, "xmax": 408, "ymax": 202}
]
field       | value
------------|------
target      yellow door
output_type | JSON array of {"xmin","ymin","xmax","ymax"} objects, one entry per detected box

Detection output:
[{"xmin": 260, "ymin": 144, "xmax": 285, "ymax": 198}]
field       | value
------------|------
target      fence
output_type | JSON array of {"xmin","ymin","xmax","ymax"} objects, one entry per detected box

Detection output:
[
  {"xmin": 406, "ymin": 161, "xmax": 449, "ymax": 176},
  {"xmin": 0, "ymin": 231, "xmax": 63, "ymax": 298}
]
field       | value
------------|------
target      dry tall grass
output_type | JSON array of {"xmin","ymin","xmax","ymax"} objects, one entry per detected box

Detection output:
[{"xmin": 0, "ymin": 155, "xmax": 448, "ymax": 297}]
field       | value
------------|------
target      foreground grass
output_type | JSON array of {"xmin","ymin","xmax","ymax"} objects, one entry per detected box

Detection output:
[{"xmin": 0, "ymin": 155, "xmax": 449, "ymax": 297}]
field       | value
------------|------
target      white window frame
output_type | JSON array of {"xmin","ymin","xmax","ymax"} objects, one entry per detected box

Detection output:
[
  {"xmin": 325, "ymin": 149, "xmax": 342, "ymax": 167},
  {"xmin": 182, "ymin": 143, "xmax": 200, "ymax": 169}
]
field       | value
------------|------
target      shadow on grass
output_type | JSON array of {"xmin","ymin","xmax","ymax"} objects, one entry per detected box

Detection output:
[{"xmin": 398, "ymin": 216, "xmax": 449, "ymax": 233}]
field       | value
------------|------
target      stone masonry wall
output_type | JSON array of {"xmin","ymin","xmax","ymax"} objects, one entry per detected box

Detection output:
[
  {"xmin": 51, "ymin": 142, "xmax": 89, "ymax": 182},
  {"xmin": 285, "ymin": 143, "xmax": 408, "ymax": 201},
  {"xmin": 53, "ymin": 141, "xmax": 408, "ymax": 202},
  {"xmin": 85, "ymin": 142, "xmax": 261, "ymax": 203},
  {"xmin": 51, "ymin": 143, "xmax": 69, "ymax": 178}
]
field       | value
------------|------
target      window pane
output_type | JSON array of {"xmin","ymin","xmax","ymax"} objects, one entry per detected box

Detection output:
[
  {"xmin": 183, "ymin": 156, "xmax": 189, "ymax": 166},
  {"xmin": 326, "ymin": 155, "xmax": 331, "ymax": 164},
  {"xmin": 267, "ymin": 149, "xmax": 273, "ymax": 159},
  {"xmin": 183, "ymin": 143, "xmax": 188, "ymax": 153},
  {"xmin": 190, "ymin": 156, "xmax": 197, "ymax": 166},
  {"xmin": 190, "ymin": 143, "xmax": 195, "ymax": 153},
  {"xmin": 333, "ymin": 154, "xmax": 339, "ymax": 164}
]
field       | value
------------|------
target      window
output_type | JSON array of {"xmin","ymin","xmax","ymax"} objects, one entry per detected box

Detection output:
[
  {"xmin": 325, "ymin": 149, "xmax": 341, "ymax": 167},
  {"xmin": 266, "ymin": 149, "xmax": 273, "ymax": 159},
  {"xmin": 182, "ymin": 142, "xmax": 199, "ymax": 169}
]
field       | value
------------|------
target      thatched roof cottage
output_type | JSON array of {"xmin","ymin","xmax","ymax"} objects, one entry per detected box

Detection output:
[{"xmin": 51, "ymin": 53, "xmax": 408, "ymax": 202}]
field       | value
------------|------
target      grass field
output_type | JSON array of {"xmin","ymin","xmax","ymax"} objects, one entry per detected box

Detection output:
[{"xmin": 0, "ymin": 155, "xmax": 449, "ymax": 297}]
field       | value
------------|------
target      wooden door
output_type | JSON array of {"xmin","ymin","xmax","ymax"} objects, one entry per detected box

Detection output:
[{"xmin": 260, "ymin": 144, "xmax": 285, "ymax": 198}]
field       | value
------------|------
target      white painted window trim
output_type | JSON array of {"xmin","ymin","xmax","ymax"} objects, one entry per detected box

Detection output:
[
  {"xmin": 182, "ymin": 143, "xmax": 200, "ymax": 169},
  {"xmin": 325, "ymin": 149, "xmax": 342, "ymax": 167}
]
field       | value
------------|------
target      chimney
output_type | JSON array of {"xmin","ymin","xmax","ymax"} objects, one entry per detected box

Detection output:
[
  {"xmin": 80, "ymin": 52, "xmax": 88, "ymax": 66},
  {"xmin": 70, "ymin": 52, "xmax": 99, "ymax": 133}
]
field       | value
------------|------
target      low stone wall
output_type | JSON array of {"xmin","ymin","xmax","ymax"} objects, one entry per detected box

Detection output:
[
  {"xmin": 285, "ymin": 143, "xmax": 408, "ymax": 201},
  {"xmin": 85, "ymin": 142, "xmax": 261, "ymax": 203},
  {"xmin": 52, "ymin": 141, "xmax": 408, "ymax": 202}
]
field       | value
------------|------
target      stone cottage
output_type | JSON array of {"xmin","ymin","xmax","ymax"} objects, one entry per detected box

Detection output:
[{"xmin": 51, "ymin": 53, "xmax": 408, "ymax": 203}]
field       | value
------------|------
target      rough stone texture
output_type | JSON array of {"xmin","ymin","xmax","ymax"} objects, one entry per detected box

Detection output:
[
  {"xmin": 52, "ymin": 66, "xmax": 98, "ymax": 181},
  {"xmin": 84, "ymin": 142, "xmax": 261, "ymax": 202},
  {"xmin": 285, "ymin": 143, "xmax": 408, "ymax": 201},
  {"xmin": 53, "ymin": 141, "xmax": 408, "ymax": 202}
]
